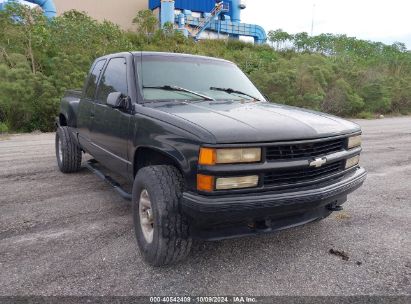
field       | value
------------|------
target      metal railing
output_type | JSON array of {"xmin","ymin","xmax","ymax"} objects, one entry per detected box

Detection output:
[{"xmin": 193, "ymin": 2, "xmax": 229, "ymax": 37}]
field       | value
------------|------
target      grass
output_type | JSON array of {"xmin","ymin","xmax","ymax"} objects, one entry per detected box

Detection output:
[
  {"xmin": 356, "ymin": 112, "xmax": 375, "ymax": 119},
  {"xmin": 0, "ymin": 122, "xmax": 9, "ymax": 134}
]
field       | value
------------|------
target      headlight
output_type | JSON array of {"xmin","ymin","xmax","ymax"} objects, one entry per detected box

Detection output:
[
  {"xmin": 348, "ymin": 135, "xmax": 362, "ymax": 149},
  {"xmin": 199, "ymin": 147, "xmax": 261, "ymax": 165},
  {"xmin": 345, "ymin": 155, "xmax": 360, "ymax": 169},
  {"xmin": 216, "ymin": 175, "xmax": 259, "ymax": 190}
]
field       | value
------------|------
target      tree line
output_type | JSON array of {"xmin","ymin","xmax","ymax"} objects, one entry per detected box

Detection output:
[{"xmin": 0, "ymin": 6, "xmax": 410, "ymax": 133}]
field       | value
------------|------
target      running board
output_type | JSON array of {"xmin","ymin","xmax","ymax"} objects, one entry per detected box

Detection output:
[{"xmin": 85, "ymin": 159, "xmax": 132, "ymax": 201}]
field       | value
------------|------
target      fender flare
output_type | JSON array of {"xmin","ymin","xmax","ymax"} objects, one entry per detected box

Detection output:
[{"xmin": 132, "ymin": 144, "xmax": 190, "ymax": 177}]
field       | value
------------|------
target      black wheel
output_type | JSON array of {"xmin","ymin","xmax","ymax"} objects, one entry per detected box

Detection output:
[
  {"xmin": 132, "ymin": 165, "xmax": 192, "ymax": 266},
  {"xmin": 55, "ymin": 126, "xmax": 82, "ymax": 173}
]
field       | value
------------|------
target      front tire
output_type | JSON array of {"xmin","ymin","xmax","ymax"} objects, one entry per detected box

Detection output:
[
  {"xmin": 55, "ymin": 126, "xmax": 82, "ymax": 173},
  {"xmin": 132, "ymin": 165, "xmax": 192, "ymax": 266}
]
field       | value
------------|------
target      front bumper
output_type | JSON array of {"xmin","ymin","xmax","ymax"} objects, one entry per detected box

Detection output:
[{"xmin": 182, "ymin": 167, "xmax": 367, "ymax": 240}]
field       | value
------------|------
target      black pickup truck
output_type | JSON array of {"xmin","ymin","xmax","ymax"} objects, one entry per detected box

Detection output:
[{"xmin": 56, "ymin": 51, "xmax": 366, "ymax": 266}]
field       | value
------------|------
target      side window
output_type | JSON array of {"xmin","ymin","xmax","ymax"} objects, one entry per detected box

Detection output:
[
  {"xmin": 84, "ymin": 60, "xmax": 106, "ymax": 99},
  {"xmin": 96, "ymin": 58, "xmax": 128, "ymax": 104}
]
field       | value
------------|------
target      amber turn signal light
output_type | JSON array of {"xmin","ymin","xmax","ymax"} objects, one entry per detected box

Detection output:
[
  {"xmin": 199, "ymin": 148, "xmax": 216, "ymax": 165},
  {"xmin": 197, "ymin": 174, "xmax": 215, "ymax": 192}
]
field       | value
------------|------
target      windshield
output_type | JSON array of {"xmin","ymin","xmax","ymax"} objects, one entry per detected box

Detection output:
[{"xmin": 138, "ymin": 55, "xmax": 266, "ymax": 102}]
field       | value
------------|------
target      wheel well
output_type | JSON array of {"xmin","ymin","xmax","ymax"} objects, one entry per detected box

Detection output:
[
  {"xmin": 59, "ymin": 114, "xmax": 67, "ymax": 126},
  {"xmin": 133, "ymin": 147, "xmax": 182, "ymax": 177}
]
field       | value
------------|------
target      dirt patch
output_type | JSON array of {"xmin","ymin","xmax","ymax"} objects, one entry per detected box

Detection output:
[
  {"xmin": 0, "ymin": 134, "xmax": 11, "ymax": 141},
  {"xmin": 335, "ymin": 211, "xmax": 351, "ymax": 220}
]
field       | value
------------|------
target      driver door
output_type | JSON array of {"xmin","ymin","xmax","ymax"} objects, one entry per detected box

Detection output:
[{"xmin": 90, "ymin": 57, "xmax": 131, "ymax": 177}]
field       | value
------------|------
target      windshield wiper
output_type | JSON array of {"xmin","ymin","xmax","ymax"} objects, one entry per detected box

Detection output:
[
  {"xmin": 143, "ymin": 85, "xmax": 215, "ymax": 101},
  {"xmin": 210, "ymin": 87, "xmax": 261, "ymax": 101}
]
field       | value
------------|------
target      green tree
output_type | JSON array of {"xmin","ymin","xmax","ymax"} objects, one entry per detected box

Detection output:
[
  {"xmin": 268, "ymin": 29, "xmax": 291, "ymax": 51},
  {"xmin": 132, "ymin": 10, "xmax": 158, "ymax": 35}
]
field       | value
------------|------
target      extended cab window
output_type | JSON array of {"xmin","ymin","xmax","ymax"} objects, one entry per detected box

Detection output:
[
  {"xmin": 84, "ymin": 60, "xmax": 106, "ymax": 99},
  {"xmin": 97, "ymin": 57, "xmax": 128, "ymax": 104}
]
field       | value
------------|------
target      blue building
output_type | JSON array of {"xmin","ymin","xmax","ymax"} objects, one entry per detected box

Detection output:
[{"xmin": 149, "ymin": 0, "xmax": 267, "ymax": 44}]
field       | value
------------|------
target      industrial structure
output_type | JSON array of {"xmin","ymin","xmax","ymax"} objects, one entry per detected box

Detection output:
[
  {"xmin": 0, "ymin": 0, "xmax": 266, "ymax": 44},
  {"xmin": 149, "ymin": 0, "xmax": 266, "ymax": 44}
]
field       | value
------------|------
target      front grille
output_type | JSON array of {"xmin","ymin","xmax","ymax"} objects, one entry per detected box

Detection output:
[
  {"xmin": 265, "ymin": 138, "xmax": 345, "ymax": 161},
  {"xmin": 264, "ymin": 161, "xmax": 344, "ymax": 187}
]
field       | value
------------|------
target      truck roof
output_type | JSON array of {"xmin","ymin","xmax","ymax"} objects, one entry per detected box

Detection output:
[{"xmin": 94, "ymin": 51, "xmax": 233, "ymax": 64}]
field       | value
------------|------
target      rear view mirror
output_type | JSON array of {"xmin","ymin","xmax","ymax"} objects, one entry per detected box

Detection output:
[{"xmin": 107, "ymin": 92, "xmax": 123, "ymax": 108}]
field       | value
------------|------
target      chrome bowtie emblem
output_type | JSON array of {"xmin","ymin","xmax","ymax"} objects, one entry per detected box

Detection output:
[{"xmin": 309, "ymin": 157, "xmax": 327, "ymax": 168}]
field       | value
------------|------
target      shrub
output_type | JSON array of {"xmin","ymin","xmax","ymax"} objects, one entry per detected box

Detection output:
[
  {"xmin": 0, "ymin": 5, "xmax": 410, "ymax": 132},
  {"xmin": 0, "ymin": 122, "xmax": 8, "ymax": 133}
]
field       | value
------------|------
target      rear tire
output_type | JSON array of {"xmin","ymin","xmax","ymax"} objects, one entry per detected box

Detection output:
[
  {"xmin": 55, "ymin": 126, "xmax": 82, "ymax": 173},
  {"xmin": 132, "ymin": 165, "xmax": 192, "ymax": 266}
]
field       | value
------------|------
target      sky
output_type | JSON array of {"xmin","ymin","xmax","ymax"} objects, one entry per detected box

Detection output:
[{"xmin": 241, "ymin": 0, "xmax": 411, "ymax": 49}]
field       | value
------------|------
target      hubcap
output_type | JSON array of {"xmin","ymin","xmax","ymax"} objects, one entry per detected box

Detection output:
[
  {"xmin": 58, "ymin": 137, "xmax": 63, "ymax": 162},
  {"xmin": 139, "ymin": 189, "xmax": 154, "ymax": 243}
]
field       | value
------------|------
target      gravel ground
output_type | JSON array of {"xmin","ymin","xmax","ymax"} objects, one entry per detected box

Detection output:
[{"xmin": 0, "ymin": 117, "xmax": 410, "ymax": 296}]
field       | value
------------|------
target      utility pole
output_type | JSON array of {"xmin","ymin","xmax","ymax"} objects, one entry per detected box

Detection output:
[{"xmin": 311, "ymin": 3, "xmax": 316, "ymax": 36}]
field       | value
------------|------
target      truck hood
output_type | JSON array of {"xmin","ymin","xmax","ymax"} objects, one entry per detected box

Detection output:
[{"xmin": 148, "ymin": 101, "xmax": 360, "ymax": 143}]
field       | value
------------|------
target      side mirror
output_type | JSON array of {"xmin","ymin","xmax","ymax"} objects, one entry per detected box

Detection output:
[{"xmin": 107, "ymin": 92, "xmax": 123, "ymax": 108}]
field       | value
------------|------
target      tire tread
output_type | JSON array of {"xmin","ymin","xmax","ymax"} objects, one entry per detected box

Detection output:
[
  {"xmin": 134, "ymin": 165, "xmax": 192, "ymax": 266},
  {"xmin": 56, "ymin": 126, "xmax": 82, "ymax": 173}
]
